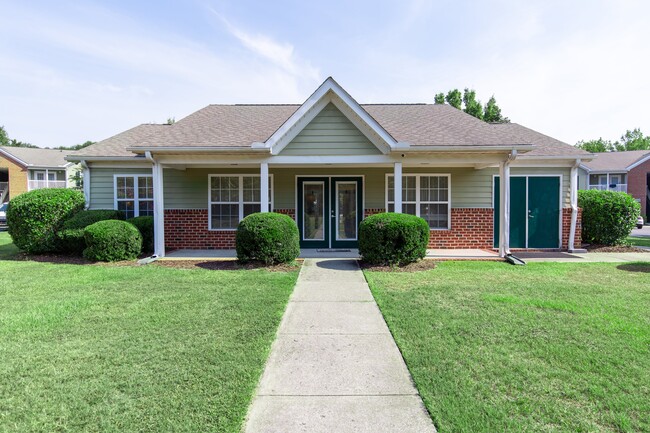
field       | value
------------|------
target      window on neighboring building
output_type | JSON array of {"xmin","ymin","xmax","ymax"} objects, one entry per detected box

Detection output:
[
  {"xmin": 386, "ymin": 174, "xmax": 450, "ymax": 229},
  {"xmin": 115, "ymin": 175, "xmax": 154, "ymax": 219},
  {"xmin": 209, "ymin": 175, "xmax": 272, "ymax": 230}
]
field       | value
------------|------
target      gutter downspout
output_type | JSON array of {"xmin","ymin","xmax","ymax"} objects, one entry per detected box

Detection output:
[
  {"xmin": 499, "ymin": 150, "xmax": 517, "ymax": 258},
  {"xmin": 80, "ymin": 160, "xmax": 90, "ymax": 209},
  {"xmin": 145, "ymin": 151, "xmax": 164, "ymax": 259},
  {"xmin": 568, "ymin": 159, "xmax": 582, "ymax": 252}
]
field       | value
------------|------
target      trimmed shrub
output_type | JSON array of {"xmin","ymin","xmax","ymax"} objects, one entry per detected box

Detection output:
[
  {"xmin": 359, "ymin": 212, "xmax": 429, "ymax": 266},
  {"xmin": 578, "ymin": 189, "xmax": 640, "ymax": 245},
  {"xmin": 83, "ymin": 220, "xmax": 142, "ymax": 262},
  {"xmin": 236, "ymin": 212, "xmax": 299, "ymax": 265},
  {"xmin": 7, "ymin": 188, "xmax": 85, "ymax": 253},
  {"xmin": 57, "ymin": 210, "xmax": 124, "ymax": 254},
  {"xmin": 127, "ymin": 216, "xmax": 154, "ymax": 254}
]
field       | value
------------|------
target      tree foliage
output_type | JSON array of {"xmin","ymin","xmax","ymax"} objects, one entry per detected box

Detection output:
[
  {"xmin": 575, "ymin": 128, "xmax": 650, "ymax": 153},
  {"xmin": 56, "ymin": 140, "xmax": 96, "ymax": 151},
  {"xmin": 437, "ymin": 89, "xmax": 508, "ymax": 123},
  {"xmin": 0, "ymin": 125, "xmax": 37, "ymax": 148}
]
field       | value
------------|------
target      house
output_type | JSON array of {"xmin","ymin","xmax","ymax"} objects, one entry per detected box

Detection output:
[
  {"xmin": 66, "ymin": 77, "xmax": 593, "ymax": 258},
  {"xmin": 0, "ymin": 146, "xmax": 79, "ymax": 202},
  {"xmin": 578, "ymin": 150, "xmax": 650, "ymax": 219}
]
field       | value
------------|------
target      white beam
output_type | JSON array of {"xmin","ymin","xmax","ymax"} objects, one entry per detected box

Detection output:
[
  {"xmin": 152, "ymin": 163, "xmax": 165, "ymax": 257},
  {"xmin": 81, "ymin": 161, "xmax": 90, "ymax": 209},
  {"xmin": 568, "ymin": 159, "xmax": 580, "ymax": 251},
  {"xmin": 394, "ymin": 162, "xmax": 402, "ymax": 213},
  {"xmin": 260, "ymin": 162, "xmax": 269, "ymax": 212},
  {"xmin": 498, "ymin": 160, "xmax": 511, "ymax": 257}
]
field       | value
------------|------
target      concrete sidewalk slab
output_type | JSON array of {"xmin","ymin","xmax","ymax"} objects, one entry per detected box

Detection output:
[
  {"xmin": 281, "ymin": 302, "xmax": 390, "ymax": 334},
  {"xmin": 244, "ymin": 259, "xmax": 436, "ymax": 433},
  {"xmin": 245, "ymin": 395, "xmax": 435, "ymax": 433}
]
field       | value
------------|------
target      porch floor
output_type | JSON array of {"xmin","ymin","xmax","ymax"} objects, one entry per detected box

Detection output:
[{"xmin": 163, "ymin": 248, "xmax": 500, "ymax": 260}]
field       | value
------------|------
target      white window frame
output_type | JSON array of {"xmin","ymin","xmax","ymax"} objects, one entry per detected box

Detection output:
[
  {"xmin": 113, "ymin": 174, "xmax": 154, "ymax": 218},
  {"xmin": 385, "ymin": 173, "xmax": 451, "ymax": 230},
  {"xmin": 208, "ymin": 174, "xmax": 274, "ymax": 231}
]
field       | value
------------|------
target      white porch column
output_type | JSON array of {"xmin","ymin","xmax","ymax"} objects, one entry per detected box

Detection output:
[
  {"xmin": 498, "ymin": 160, "xmax": 511, "ymax": 257},
  {"xmin": 568, "ymin": 159, "xmax": 580, "ymax": 251},
  {"xmin": 81, "ymin": 161, "xmax": 90, "ymax": 209},
  {"xmin": 260, "ymin": 162, "xmax": 269, "ymax": 213},
  {"xmin": 394, "ymin": 162, "xmax": 402, "ymax": 213},
  {"xmin": 153, "ymin": 162, "xmax": 165, "ymax": 257}
]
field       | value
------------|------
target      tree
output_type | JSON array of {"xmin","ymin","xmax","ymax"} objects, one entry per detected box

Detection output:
[
  {"xmin": 0, "ymin": 126, "xmax": 8, "ymax": 146},
  {"xmin": 463, "ymin": 88, "xmax": 483, "ymax": 120},
  {"xmin": 576, "ymin": 138, "xmax": 614, "ymax": 153},
  {"xmin": 166, "ymin": 117, "xmax": 176, "ymax": 125},
  {"xmin": 434, "ymin": 93, "xmax": 445, "ymax": 104},
  {"xmin": 445, "ymin": 89, "xmax": 462, "ymax": 109},
  {"xmin": 484, "ymin": 96, "xmax": 508, "ymax": 123},
  {"xmin": 614, "ymin": 128, "xmax": 650, "ymax": 151},
  {"xmin": 56, "ymin": 140, "xmax": 95, "ymax": 151}
]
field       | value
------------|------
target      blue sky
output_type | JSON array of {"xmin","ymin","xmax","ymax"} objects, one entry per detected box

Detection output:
[{"xmin": 1, "ymin": 0, "xmax": 649, "ymax": 148}]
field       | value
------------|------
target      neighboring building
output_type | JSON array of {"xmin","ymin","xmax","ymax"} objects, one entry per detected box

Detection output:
[
  {"xmin": 0, "ymin": 146, "xmax": 79, "ymax": 202},
  {"xmin": 579, "ymin": 150, "xmax": 650, "ymax": 218},
  {"xmin": 67, "ymin": 77, "xmax": 593, "ymax": 257}
]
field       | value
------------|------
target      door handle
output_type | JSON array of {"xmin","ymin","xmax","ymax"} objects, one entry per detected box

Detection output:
[{"xmin": 528, "ymin": 210, "xmax": 534, "ymax": 218}]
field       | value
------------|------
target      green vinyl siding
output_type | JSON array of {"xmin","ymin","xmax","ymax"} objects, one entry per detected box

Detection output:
[
  {"xmin": 89, "ymin": 167, "xmax": 152, "ymax": 210},
  {"xmin": 280, "ymin": 103, "xmax": 382, "ymax": 156}
]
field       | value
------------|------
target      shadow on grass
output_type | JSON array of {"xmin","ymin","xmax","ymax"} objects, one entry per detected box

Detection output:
[
  {"xmin": 156, "ymin": 260, "xmax": 301, "ymax": 272},
  {"xmin": 616, "ymin": 262, "xmax": 650, "ymax": 273}
]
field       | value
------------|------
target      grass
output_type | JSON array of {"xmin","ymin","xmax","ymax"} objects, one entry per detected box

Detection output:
[
  {"xmin": 0, "ymin": 232, "xmax": 299, "ymax": 432},
  {"xmin": 627, "ymin": 236, "xmax": 650, "ymax": 247},
  {"xmin": 365, "ymin": 261, "xmax": 650, "ymax": 433}
]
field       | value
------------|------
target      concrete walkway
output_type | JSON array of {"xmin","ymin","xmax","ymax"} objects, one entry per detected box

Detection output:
[{"xmin": 244, "ymin": 259, "xmax": 436, "ymax": 433}]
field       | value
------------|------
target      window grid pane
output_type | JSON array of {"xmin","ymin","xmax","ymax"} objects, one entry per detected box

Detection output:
[
  {"xmin": 387, "ymin": 174, "xmax": 449, "ymax": 228},
  {"xmin": 209, "ymin": 175, "xmax": 271, "ymax": 229}
]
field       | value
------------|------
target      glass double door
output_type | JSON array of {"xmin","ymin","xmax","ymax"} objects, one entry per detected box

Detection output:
[{"xmin": 297, "ymin": 177, "xmax": 363, "ymax": 249}]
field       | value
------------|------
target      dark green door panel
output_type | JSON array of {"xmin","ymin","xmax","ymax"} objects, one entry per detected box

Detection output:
[
  {"xmin": 494, "ymin": 177, "xmax": 526, "ymax": 248},
  {"xmin": 494, "ymin": 176, "xmax": 559, "ymax": 248},
  {"xmin": 330, "ymin": 177, "xmax": 363, "ymax": 249},
  {"xmin": 528, "ymin": 177, "xmax": 560, "ymax": 248},
  {"xmin": 297, "ymin": 177, "xmax": 329, "ymax": 248}
]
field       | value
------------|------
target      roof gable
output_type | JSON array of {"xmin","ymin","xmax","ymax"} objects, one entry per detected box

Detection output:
[
  {"xmin": 256, "ymin": 77, "xmax": 399, "ymax": 155},
  {"xmin": 280, "ymin": 103, "xmax": 382, "ymax": 156},
  {"xmin": 0, "ymin": 146, "xmax": 73, "ymax": 168},
  {"xmin": 581, "ymin": 150, "xmax": 650, "ymax": 172}
]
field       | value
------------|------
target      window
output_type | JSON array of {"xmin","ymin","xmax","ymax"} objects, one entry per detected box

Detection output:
[
  {"xmin": 115, "ymin": 175, "xmax": 153, "ymax": 219},
  {"xmin": 386, "ymin": 174, "xmax": 450, "ymax": 229},
  {"xmin": 209, "ymin": 175, "xmax": 272, "ymax": 230}
]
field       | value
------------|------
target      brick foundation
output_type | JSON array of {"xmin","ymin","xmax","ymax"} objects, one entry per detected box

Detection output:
[
  {"xmin": 428, "ymin": 208, "xmax": 494, "ymax": 249},
  {"xmin": 561, "ymin": 207, "xmax": 582, "ymax": 250},
  {"xmin": 164, "ymin": 207, "xmax": 580, "ymax": 251},
  {"xmin": 364, "ymin": 208, "xmax": 385, "ymax": 217}
]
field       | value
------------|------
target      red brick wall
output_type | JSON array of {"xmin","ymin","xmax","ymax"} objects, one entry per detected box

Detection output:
[
  {"xmin": 164, "ymin": 207, "xmax": 578, "ymax": 251},
  {"xmin": 628, "ymin": 159, "xmax": 650, "ymax": 218},
  {"xmin": 428, "ymin": 208, "xmax": 494, "ymax": 249},
  {"xmin": 562, "ymin": 207, "xmax": 582, "ymax": 250},
  {"xmin": 364, "ymin": 208, "xmax": 385, "ymax": 217}
]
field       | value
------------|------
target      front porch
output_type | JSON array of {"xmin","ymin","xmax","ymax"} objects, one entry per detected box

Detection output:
[{"xmin": 163, "ymin": 248, "xmax": 501, "ymax": 260}]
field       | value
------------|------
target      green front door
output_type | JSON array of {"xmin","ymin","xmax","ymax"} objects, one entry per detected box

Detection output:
[
  {"xmin": 297, "ymin": 177, "xmax": 363, "ymax": 249},
  {"xmin": 494, "ymin": 176, "xmax": 560, "ymax": 249}
]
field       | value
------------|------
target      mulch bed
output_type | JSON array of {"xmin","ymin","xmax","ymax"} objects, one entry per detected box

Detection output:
[
  {"xmin": 155, "ymin": 259, "xmax": 301, "ymax": 272},
  {"xmin": 584, "ymin": 244, "xmax": 650, "ymax": 253},
  {"xmin": 358, "ymin": 259, "xmax": 438, "ymax": 272}
]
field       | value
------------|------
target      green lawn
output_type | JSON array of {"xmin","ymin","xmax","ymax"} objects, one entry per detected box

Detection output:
[
  {"xmin": 628, "ymin": 236, "xmax": 650, "ymax": 247},
  {"xmin": 365, "ymin": 261, "xmax": 650, "ymax": 433},
  {"xmin": 0, "ymin": 232, "xmax": 298, "ymax": 432}
]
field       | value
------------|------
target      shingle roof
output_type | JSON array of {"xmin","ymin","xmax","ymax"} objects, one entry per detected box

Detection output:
[
  {"xmin": 0, "ymin": 146, "xmax": 74, "ymax": 167},
  {"xmin": 71, "ymin": 105, "xmax": 588, "ymax": 159},
  {"xmin": 581, "ymin": 150, "xmax": 650, "ymax": 172},
  {"xmin": 493, "ymin": 123, "xmax": 592, "ymax": 157},
  {"xmin": 73, "ymin": 124, "xmax": 170, "ymax": 158},
  {"xmin": 135, "ymin": 103, "xmax": 528, "ymax": 149}
]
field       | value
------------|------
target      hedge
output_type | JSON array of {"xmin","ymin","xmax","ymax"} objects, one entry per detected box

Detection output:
[
  {"xmin": 236, "ymin": 213, "xmax": 300, "ymax": 264},
  {"xmin": 7, "ymin": 188, "xmax": 85, "ymax": 253},
  {"xmin": 57, "ymin": 210, "xmax": 124, "ymax": 254},
  {"xmin": 83, "ymin": 220, "xmax": 143, "ymax": 262},
  {"xmin": 127, "ymin": 216, "xmax": 154, "ymax": 254},
  {"xmin": 578, "ymin": 189, "xmax": 640, "ymax": 245},
  {"xmin": 358, "ymin": 212, "xmax": 429, "ymax": 266}
]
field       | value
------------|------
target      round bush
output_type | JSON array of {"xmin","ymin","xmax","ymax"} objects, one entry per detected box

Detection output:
[
  {"xmin": 578, "ymin": 189, "xmax": 640, "ymax": 245},
  {"xmin": 83, "ymin": 220, "xmax": 143, "ymax": 262},
  {"xmin": 127, "ymin": 216, "xmax": 154, "ymax": 254},
  {"xmin": 57, "ymin": 210, "xmax": 124, "ymax": 254},
  {"xmin": 236, "ymin": 213, "xmax": 299, "ymax": 265},
  {"xmin": 7, "ymin": 188, "xmax": 85, "ymax": 253},
  {"xmin": 359, "ymin": 212, "xmax": 429, "ymax": 266}
]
